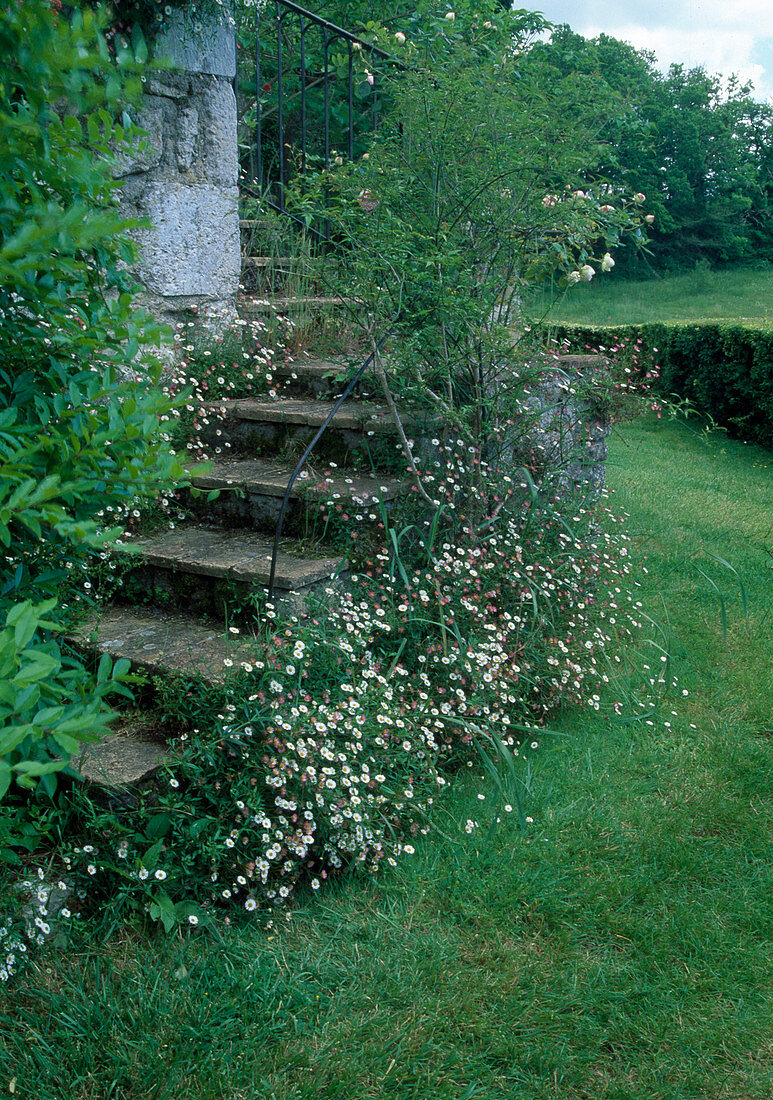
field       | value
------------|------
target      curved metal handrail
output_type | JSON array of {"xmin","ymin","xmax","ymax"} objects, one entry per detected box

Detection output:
[
  {"xmin": 267, "ymin": 326, "xmax": 392, "ymax": 603},
  {"xmin": 249, "ymin": 0, "xmax": 405, "ymax": 223}
]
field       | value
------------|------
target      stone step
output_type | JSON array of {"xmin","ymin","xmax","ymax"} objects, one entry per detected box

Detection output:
[
  {"xmin": 71, "ymin": 607, "xmax": 260, "ymax": 684},
  {"xmin": 239, "ymin": 256, "xmax": 331, "ymax": 295},
  {"xmin": 241, "ymin": 295, "xmax": 357, "ymax": 315},
  {"xmin": 200, "ymin": 394, "xmax": 432, "ymax": 466},
  {"xmin": 186, "ymin": 459, "xmax": 406, "ymax": 531},
  {"xmin": 214, "ymin": 397, "xmax": 418, "ymax": 433},
  {"xmin": 242, "ymin": 255, "xmax": 299, "ymax": 269},
  {"xmin": 239, "ymin": 218, "xmax": 279, "ymax": 229},
  {"xmin": 277, "ymin": 358, "xmax": 378, "ymax": 399},
  {"xmin": 76, "ymin": 714, "xmax": 171, "ymax": 787},
  {"xmin": 191, "ymin": 458, "xmax": 405, "ymax": 503},
  {"xmin": 118, "ymin": 524, "xmax": 344, "ymax": 591}
]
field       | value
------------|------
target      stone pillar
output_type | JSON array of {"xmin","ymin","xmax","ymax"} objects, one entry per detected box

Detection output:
[
  {"xmin": 523, "ymin": 354, "xmax": 612, "ymax": 497},
  {"xmin": 117, "ymin": 7, "xmax": 240, "ymax": 331}
]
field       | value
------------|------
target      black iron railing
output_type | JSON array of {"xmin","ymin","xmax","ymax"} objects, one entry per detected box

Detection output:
[
  {"xmin": 237, "ymin": 2, "xmax": 405, "ymax": 603},
  {"xmin": 267, "ymin": 327, "xmax": 394, "ymax": 603},
  {"xmin": 242, "ymin": 0, "xmax": 403, "ymax": 226}
]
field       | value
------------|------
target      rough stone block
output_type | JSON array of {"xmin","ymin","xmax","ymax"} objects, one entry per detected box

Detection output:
[
  {"xmin": 175, "ymin": 104, "xmax": 200, "ymax": 171},
  {"xmin": 113, "ymin": 101, "xmax": 164, "ymax": 177},
  {"xmin": 145, "ymin": 73, "xmax": 189, "ymax": 99},
  {"xmin": 155, "ymin": 8, "xmax": 236, "ymax": 79},
  {"xmin": 135, "ymin": 182, "xmax": 240, "ymax": 299},
  {"xmin": 201, "ymin": 79, "xmax": 239, "ymax": 186}
]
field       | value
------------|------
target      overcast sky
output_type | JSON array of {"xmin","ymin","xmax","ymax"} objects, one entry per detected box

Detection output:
[{"xmin": 526, "ymin": 0, "xmax": 773, "ymax": 103}]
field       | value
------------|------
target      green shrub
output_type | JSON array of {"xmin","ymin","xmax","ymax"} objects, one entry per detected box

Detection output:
[
  {"xmin": 552, "ymin": 323, "xmax": 773, "ymax": 447},
  {"xmin": 0, "ymin": 0, "xmax": 185, "ymax": 799}
]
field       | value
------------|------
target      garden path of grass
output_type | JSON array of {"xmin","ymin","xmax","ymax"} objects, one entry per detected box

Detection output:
[
  {"xmin": 2, "ymin": 416, "xmax": 772, "ymax": 1100},
  {"xmin": 525, "ymin": 265, "xmax": 773, "ymax": 327}
]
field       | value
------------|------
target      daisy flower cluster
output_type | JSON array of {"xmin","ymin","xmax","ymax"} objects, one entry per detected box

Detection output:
[
  {"xmin": 160, "ymin": 311, "xmax": 289, "ymax": 463},
  {"xmin": 0, "ymin": 924, "xmax": 27, "ymax": 983},
  {"xmin": 565, "ymin": 336, "xmax": 663, "ymax": 422},
  {"xmin": 0, "ymin": 869, "xmax": 79, "ymax": 983}
]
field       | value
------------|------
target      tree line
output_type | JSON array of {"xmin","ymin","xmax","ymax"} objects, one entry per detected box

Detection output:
[
  {"xmin": 281, "ymin": 3, "xmax": 772, "ymax": 278},
  {"xmin": 532, "ymin": 26, "xmax": 773, "ymax": 277}
]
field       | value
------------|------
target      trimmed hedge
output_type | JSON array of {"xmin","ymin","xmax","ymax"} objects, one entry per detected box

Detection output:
[{"xmin": 552, "ymin": 323, "xmax": 773, "ymax": 449}]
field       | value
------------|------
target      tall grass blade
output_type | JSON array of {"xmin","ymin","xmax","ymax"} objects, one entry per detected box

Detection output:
[
  {"xmin": 704, "ymin": 550, "xmax": 748, "ymax": 618},
  {"xmin": 696, "ymin": 566, "xmax": 727, "ymax": 637}
]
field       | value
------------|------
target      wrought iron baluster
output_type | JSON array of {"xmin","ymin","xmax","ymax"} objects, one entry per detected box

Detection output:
[
  {"xmin": 276, "ymin": 0, "xmax": 285, "ymax": 210},
  {"xmin": 255, "ymin": 3, "xmax": 262, "ymax": 189},
  {"xmin": 348, "ymin": 42, "xmax": 354, "ymax": 161},
  {"xmin": 300, "ymin": 16, "xmax": 307, "ymax": 176},
  {"xmin": 244, "ymin": 0, "xmax": 405, "ymax": 226},
  {"xmin": 323, "ymin": 26, "xmax": 330, "ymax": 169}
]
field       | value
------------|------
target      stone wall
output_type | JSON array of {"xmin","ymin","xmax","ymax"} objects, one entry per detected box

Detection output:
[
  {"xmin": 524, "ymin": 353, "xmax": 611, "ymax": 496},
  {"xmin": 116, "ymin": 8, "xmax": 240, "ymax": 329},
  {"xmin": 510, "ymin": 354, "xmax": 615, "ymax": 497}
]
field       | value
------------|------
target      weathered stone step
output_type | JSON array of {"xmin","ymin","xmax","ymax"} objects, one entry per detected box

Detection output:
[
  {"xmin": 201, "ymin": 395, "xmax": 432, "ymax": 466},
  {"xmin": 239, "ymin": 217, "xmax": 278, "ymax": 230},
  {"xmin": 239, "ymin": 257, "xmax": 324, "ymax": 294},
  {"xmin": 191, "ymin": 458, "xmax": 405, "ymax": 503},
  {"xmin": 242, "ymin": 256, "xmax": 298, "ymax": 269},
  {"xmin": 214, "ymin": 397, "xmax": 420, "ymax": 433},
  {"xmin": 71, "ymin": 607, "xmax": 258, "ymax": 684},
  {"xmin": 277, "ymin": 358, "xmax": 378, "ymax": 398},
  {"xmin": 242, "ymin": 295, "xmax": 356, "ymax": 314},
  {"xmin": 119, "ymin": 525, "xmax": 344, "ymax": 590},
  {"xmin": 76, "ymin": 714, "xmax": 171, "ymax": 787}
]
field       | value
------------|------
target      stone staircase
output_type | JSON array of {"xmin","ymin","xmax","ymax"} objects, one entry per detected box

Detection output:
[
  {"xmin": 70, "ymin": 223, "xmax": 611, "ymax": 787},
  {"xmin": 72, "ymin": 234, "xmax": 423, "ymax": 786}
]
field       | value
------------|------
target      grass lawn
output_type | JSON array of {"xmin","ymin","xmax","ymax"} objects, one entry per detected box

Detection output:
[
  {"xmin": 2, "ymin": 416, "xmax": 772, "ymax": 1099},
  {"xmin": 525, "ymin": 265, "xmax": 773, "ymax": 327}
]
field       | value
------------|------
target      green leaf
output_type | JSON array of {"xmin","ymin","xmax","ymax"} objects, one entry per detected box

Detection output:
[
  {"xmin": 97, "ymin": 651, "xmax": 112, "ymax": 684},
  {"xmin": 143, "ymin": 837, "xmax": 164, "ymax": 870},
  {"xmin": 50, "ymin": 730, "xmax": 85, "ymax": 755},
  {"xmin": 14, "ymin": 652, "xmax": 61, "ymax": 686},
  {"xmin": 145, "ymin": 812, "xmax": 173, "ymax": 841},
  {"xmin": 149, "ymin": 891, "xmax": 177, "ymax": 933},
  {"xmin": 13, "ymin": 759, "xmax": 66, "ymax": 778}
]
